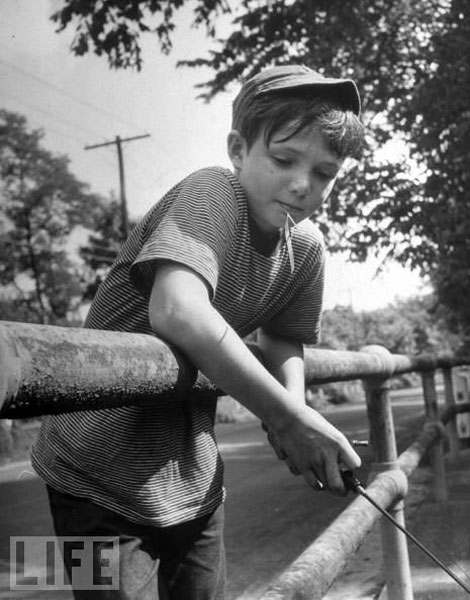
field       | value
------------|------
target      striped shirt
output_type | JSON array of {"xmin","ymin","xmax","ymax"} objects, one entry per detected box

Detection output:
[{"xmin": 32, "ymin": 166, "xmax": 325, "ymax": 527}]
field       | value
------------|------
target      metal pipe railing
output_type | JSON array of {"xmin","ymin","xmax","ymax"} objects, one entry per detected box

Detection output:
[
  {"xmin": 303, "ymin": 346, "xmax": 470, "ymax": 384},
  {"xmin": 442, "ymin": 367, "xmax": 460, "ymax": 462},
  {"xmin": 260, "ymin": 469, "xmax": 408, "ymax": 600},
  {"xmin": 398, "ymin": 404, "xmax": 469, "ymax": 477},
  {"xmin": 421, "ymin": 369, "xmax": 448, "ymax": 502},
  {"xmin": 361, "ymin": 346, "xmax": 413, "ymax": 600},
  {"xmin": 2, "ymin": 321, "xmax": 470, "ymax": 418},
  {"xmin": 260, "ymin": 403, "xmax": 470, "ymax": 600},
  {"xmin": 2, "ymin": 320, "xmax": 470, "ymax": 599}
]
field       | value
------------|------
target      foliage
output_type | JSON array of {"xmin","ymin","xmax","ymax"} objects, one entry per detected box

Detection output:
[
  {"xmin": 401, "ymin": 0, "xmax": 470, "ymax": 345},
  {"xmin": 50, "ymin": 0, "xmax": 232, "ymax": 69},
  {"xmin": 317, "ymin": 294, "xmax": 461, "ymax": 395},
  {"xmin": 0, "ymin": 421, "xmax": 13, "ymax": 461},
  {"xmin": 319, "ymin": 295, "xmax": 459, "ymax": 355},
  {"xmin": 306, "ymin": 381, "xmax": 366, "ymax": 409},
  {"xmin": 79, "ymin": 196, "xmax": 131, "ymax": 301},
  {"xmin": 0, "ymin": 110, "xmax": 109, "ymax": 323},
  {"xmin": 215, "ymin": 396, "xmax": 255, "ymax": 423},
  {"xmin": 0, "ymin": 420, "xmax": 41, "ymax": 466},
  {"xmin": 51, "ymin": 0, "xmax": 470, "ymax": 339}
]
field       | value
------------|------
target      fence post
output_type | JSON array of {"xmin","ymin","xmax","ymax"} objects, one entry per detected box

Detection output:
[
  {"xmin": 421, "ymin": 369, "xmax": 447, "ymax": 502},
  {"xmin": 361, "ymin": 346, "xmax": 414, "ymax": 600},
  {"xmin": 442, "ymin": 367, "xmax": 460, "ymax": 462}
]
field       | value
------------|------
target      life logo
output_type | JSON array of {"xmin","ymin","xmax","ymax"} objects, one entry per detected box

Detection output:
[{"xmin": 10, "ymin": 536, "xmax": 120, "ymax": 591}]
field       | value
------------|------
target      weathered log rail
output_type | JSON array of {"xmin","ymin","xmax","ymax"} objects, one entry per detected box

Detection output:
[
  {"xmin": 1, "ymin": 319, "xmax": 470, "ymax": 599},
  {"xmin": 0, "ymin": 321, "xmax": 215, "ymax": 418}
]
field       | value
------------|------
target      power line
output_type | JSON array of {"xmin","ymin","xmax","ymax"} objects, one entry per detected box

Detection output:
[
  {"xmin": 1, "ymin": 109, "xmax": 88, "ymax": 148},
  {"xmin": 0, "ymin": 54, "xmax": 191, "ymax": 198},
  {"xmin": 0, "ymin": 91, "xmax": 158, "ymax": 189},
  {"xmin": 1, "ymin": 58, "xmax": 187, "ymax": 176},
  {"xmin": 0, "ymin": 93, "xmax": 153, "ymax": 191},
  {"xmin": 0, "ymin": 51, "xmax": 191, "ymax": 171},
  {"xmin": 0, "ymin": 57, "xmax": 145, "ymax": 132},
  {"xmin": 0, "ymin": 91, "xmax": 101, "ymax": 141}
]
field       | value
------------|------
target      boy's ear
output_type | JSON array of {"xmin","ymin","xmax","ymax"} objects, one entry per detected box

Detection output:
[{"xmin": 227, "ymin": 130, "xmax": 246, "ymax": 171}]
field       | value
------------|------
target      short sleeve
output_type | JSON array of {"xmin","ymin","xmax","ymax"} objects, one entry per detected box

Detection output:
[
  {"xmin": 129, "ymin": 169, "xmax": 238, "ymax": 299},
  {"xmin": 262, "ymin": 235, "xmax": 325, "ymax": 345}
]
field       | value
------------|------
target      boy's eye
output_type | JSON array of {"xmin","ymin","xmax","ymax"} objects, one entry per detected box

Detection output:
[
  {"xmin": 272, "ymin": 155, "xmax": 292, "ymax": 167},
  {"xmin": 315, "ymin": 170, "xmax": 336, "ymax": 181}
]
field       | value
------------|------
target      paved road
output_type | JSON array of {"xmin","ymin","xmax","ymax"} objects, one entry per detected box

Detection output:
[
  {"xmin": 0, "ymin": 400, "xmax": 426, "ymax": 599},
  {"xmin": 221, "ymin": 400, "xmax": 425, "ymax": 598}
]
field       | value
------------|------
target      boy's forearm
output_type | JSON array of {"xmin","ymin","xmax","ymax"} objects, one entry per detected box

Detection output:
[
  {"xmin": 162, "ymin": 309, "xmax": 301, "ymax": 429},
  {"xmin": 257, "ymin": 329, "xmax": 305, "ymax": 402},
  {"xmin": 149, "ymin": 271, "xmax": 302, "ymax": 429}
]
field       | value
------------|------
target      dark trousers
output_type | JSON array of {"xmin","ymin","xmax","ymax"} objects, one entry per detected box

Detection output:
[{"xmin": 47, "ymin": 486, "xmax": 226, "ymax": 600}]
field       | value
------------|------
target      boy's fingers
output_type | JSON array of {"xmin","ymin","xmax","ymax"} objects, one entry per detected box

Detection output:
[
  {"xmin": 303, "ymin": 470, "xmax": 324, "ymax": 491},
  {"xmin": 324, "ymin": 460, "xmax": 347, "ymax": 496},
  {"xmin": 339, "ymin": 442, "xmax": 362, "ymax": 470},
  {"xmin": 285, "ymin": 458, "xmax": 301, "ymax": 475},
  {"xmin": 307, "ymin": 464, "xmax": 326, "ymax": 489}
]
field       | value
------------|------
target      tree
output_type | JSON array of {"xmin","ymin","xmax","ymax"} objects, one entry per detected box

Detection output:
[
  {"xmin": 51, "ymin": 0, "xmax": 470, "ymax": 342},
  {"xmin": 50, "ymin": 0, "xmax": 232, "ymax": 70},
  {"xmin": 0, "ymin": 110, "xmax": 106, "ymax": 324},
  {"xmin": 399, "ymin": 0, "xmax": 470, "ymax": 348},
  {"xmin": 320, "ymin": 295, "xmax": 457, "ymax": 355},
  {"xmin": 79, "ymin": 196, "xmax": 136, "ymax": 301}
]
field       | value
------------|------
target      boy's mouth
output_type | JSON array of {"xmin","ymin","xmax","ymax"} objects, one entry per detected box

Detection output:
[
  {"xmin": 284, "ymin": 211, "xmax": 296, "ymax": 228},
  {"xmin": 278, "ymin": 201, "xmax": 303, "ymax": 219}
]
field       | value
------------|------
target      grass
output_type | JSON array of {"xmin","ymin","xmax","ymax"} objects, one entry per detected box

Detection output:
[{"xmin": 0, "ymin": 420, "xmax": 40, "ymax": 466}]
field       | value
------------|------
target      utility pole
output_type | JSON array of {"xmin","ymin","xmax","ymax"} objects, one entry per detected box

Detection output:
[{"xmin": 85, "ymin": 133, "xmax": 151, "ymax": 239}]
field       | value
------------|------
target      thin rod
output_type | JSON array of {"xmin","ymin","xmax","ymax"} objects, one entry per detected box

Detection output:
[{"xmin": 357, "ymin": 485, "xmax": 470, "ymax": 595}]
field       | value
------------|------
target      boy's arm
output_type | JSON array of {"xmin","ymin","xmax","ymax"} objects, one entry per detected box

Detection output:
[
  {"xmin": 257, "ymin": 329, "xmax": 305, "ymax": 475},
  {"xmin": 257, "ymin": 329, "xmax": 305, "ymax": 401},
  {"xmin": 149, "ymin": 261, "xmax": 360, "ymax": 495}
]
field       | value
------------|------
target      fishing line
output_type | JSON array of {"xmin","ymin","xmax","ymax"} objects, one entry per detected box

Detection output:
[{"xmin": 341, "ymin": 470, "xmax": 470, "ymax": 595}]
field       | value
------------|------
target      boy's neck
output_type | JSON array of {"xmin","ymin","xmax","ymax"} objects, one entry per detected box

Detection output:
[{"xmin": 248, "ymin": 215, "xmax": 282, "ymax": 256}]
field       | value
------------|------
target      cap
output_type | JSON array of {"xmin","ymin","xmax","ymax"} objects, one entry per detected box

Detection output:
[{"xmin": 232, "ymin": 64, "xmax": 361, "ymax": 129}]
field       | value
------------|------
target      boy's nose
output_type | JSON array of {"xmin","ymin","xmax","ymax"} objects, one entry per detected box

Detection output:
[{"xmin": 288, "ymin": 173, "xmax": 311, "ymax": 198}]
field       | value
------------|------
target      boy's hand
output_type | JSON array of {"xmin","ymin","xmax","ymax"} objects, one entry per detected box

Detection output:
[
  {"xmin": 262, "ymin": 422, "xmax": 301, "ymax": 475},
  {"xmin": 270, "ymin": 404, "xmax": 361, "ymax": 496}
]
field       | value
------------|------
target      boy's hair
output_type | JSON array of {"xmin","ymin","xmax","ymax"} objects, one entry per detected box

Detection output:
[{"xmin": 232, "ymin": 65, "xmax": 365, "ymax": 160}]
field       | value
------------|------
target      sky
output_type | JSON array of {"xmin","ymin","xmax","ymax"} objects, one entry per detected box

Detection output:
[{"xmin": 0, "ymin": 0, "xmax": 430, "ymax": 311}]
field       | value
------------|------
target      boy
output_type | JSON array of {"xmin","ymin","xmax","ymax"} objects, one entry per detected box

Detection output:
[{"xmin": 32, "ymin": 64, "xmax": 365, "ymax": 599}]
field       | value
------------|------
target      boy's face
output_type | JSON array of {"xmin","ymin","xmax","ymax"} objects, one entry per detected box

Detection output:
[{"xmin": 229, "ymin": 124, "xmax": 343, "ymax": 235}]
